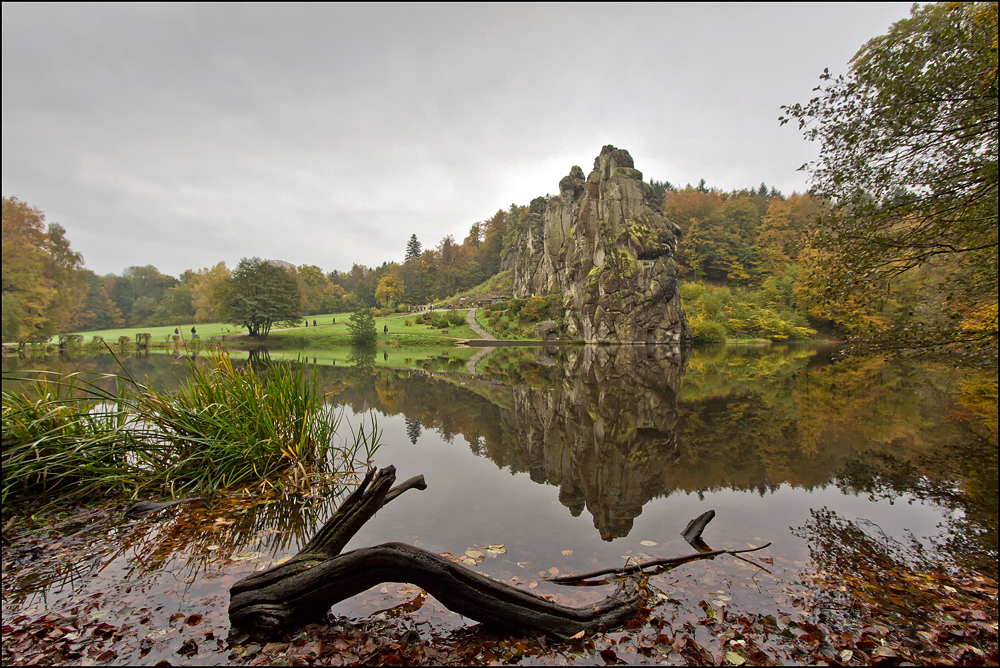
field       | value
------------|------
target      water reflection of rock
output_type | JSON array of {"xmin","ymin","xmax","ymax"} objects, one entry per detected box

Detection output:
[{"xmin": 499, "ymin": 345, "xmax": 689, "ymax": 540}]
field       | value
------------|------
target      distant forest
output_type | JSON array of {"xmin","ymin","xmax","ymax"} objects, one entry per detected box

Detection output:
[{"xmin": 0, "ymin": 178, "xmax": 966, "ymax": 344}]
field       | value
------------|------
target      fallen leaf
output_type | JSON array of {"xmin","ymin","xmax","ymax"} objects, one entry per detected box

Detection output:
[
  {"xmin": 205, "ymin": 545, "xmax": 220, "ymax": 551},
  {"xmin": 725, "ymin": 650, "xmax": 746, "ymax": 665},
  {"xmin": 561, "ymin": 550, "xmax": 573, "ymax": 556},
  {"xmin": 569, "ymin": 630, "xmax": 585, "ymax": 640},
  {"xmin": 233, "ymin": 551, "xmax": 262, "ymax": 562},
  {"xmin": 263, "ymin": 642, "xmax": 288, "ymax": 654},
  {"xmin": 529, "ymin": 581, "xmax": 538, "ymax": 589},
  {"xmin": 549, "ymin": 567, "xmax": 560, "ymax": 576},
  {"xmin": 640, "ymin": 540, "xmax": 657, "ymax": 547},
  {"xmin": 465, "ymin": 550, "xmax": 485, "ymax": 559}
]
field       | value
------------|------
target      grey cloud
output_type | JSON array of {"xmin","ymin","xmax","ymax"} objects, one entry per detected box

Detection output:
[{"xmin": 3, "ymin": 3, "xmax": 912, "ymax": 277}]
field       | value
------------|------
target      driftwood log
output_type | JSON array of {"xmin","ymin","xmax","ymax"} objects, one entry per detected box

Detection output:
[{"xmin": 228, "ymin": 465, "xmax": 769, "ymax": 640}]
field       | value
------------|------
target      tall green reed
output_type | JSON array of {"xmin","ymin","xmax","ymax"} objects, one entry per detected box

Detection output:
[{"xmin": 2, "ymin": 346, "xmax": 382, "ymax": 507}]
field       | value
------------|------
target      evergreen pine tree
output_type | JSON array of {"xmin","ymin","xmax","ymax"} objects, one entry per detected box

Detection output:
[{"xmin": 405, "ymin": 235, "xmax": 422, "ymax": 262}]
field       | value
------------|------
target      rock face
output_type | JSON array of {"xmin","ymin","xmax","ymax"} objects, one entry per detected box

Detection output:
[{"xmin": 505, "ymin": 146, "xmax": 692, "ymax": 344}]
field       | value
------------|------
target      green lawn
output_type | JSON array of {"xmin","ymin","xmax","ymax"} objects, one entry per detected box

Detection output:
[
  {"xmin": 266, "ymin": 311, "xmax": 478, "ymax": 345},
  {"xmin": 52, "ymin": 310, "xmax": 479, "ymax": 347},
  {"xmin": 50, "ymin": 321, "xmax": 245, "ymax": 344}
]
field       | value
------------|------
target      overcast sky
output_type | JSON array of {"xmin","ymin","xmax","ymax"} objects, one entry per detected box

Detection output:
[{"xmin": 3, "ymin": 3, "xmax": 913, "ymax": 278}]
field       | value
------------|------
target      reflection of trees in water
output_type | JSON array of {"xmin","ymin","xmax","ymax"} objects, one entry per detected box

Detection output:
[
  {"xmin": 346, "ymin": 347, "xmax": 377, "ymax": 385},
  {"xmin": 246, "ymin": 346, "xmax": 273, "ymax": 373},
  {"xmin": 12, "ymin": 348, "xmax": 990, "ymax": 554},
  {"xmin": 792, "ymin": 506, "xmax": 998, "ymax": 645},
  {"xmin": 329, "ymin": 344, "xmax": 691, "ymax": 541},
  {"xmin": 325, "ymin": 345, "xmax": 995, "ymax": 552},
  {"xmin": 836, "ymin": 433, "xmax": 998, "ymax": 578},
  {"xmin": 405, "ymin": 417, "xmax": 422, "ymax": 445}
]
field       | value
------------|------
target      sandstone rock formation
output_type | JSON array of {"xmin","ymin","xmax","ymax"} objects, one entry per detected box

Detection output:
[{"xmin": 505, "ymin": 146, "xmax": 692, "ymax": 344}]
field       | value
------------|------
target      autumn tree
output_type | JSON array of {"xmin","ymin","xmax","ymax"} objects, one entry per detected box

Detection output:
[
  {"xmin": 434, "ymin": 235, "xmax": 463, "ymax": 297},
  {"xmin": 757, "ymin": 193, "xmax": 824, "ymax": 276},
  {"xmin": 2, "ymin": 197, "xmax": 87, "ymax": 341},
  {"xmin": 297, "ymin": 264, "xmax": 333, "ymax": 315},
  {"xmin": 464, "ymin": 222, "xmax": 482, "ymax": 248},
  {"xmin": 74, "ymin": 270, "xmax": 125, "ymax": 331},
  {"xmin": 189, "ymin": 262, "xmax": 231, "ymax": 323},
  {"xmin": 375, "ymin": 273, "xmax": 405, "ymax": 307},
  {"xmin": 780, "ymin": 2, "xmax": 998, "ymax": 360},
  {"xmin": 225, "ymin": 257, "xmax": 301, "ymax": 339},
  {"xmin": 480, "ymin": 209, "xmax": 508, "ymax": 277}
]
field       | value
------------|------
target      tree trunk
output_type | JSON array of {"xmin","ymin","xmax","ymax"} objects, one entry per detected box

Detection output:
[{"xmin": 228, "ymin": 466, "xmax": 643, "ymax": 640}]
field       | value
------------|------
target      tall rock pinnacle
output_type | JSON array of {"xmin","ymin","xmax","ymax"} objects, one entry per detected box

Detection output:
[{"xmin": 506, "ymin": 145, "xmax": 692, "ymax": 345}]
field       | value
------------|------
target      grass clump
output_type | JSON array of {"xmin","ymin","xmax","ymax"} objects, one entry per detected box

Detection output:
[
  {"xmin": 2, "ymin": 375, "xmax": 141, "ymax": 504},
  {"xmin": 2, "ymin": 346, "xmax": 380, "ymax": 509}
]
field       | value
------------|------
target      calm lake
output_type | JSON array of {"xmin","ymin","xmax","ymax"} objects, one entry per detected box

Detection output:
[{"xmin": 2, "ymin": 343, "xmax": 996, "ymax": 665}]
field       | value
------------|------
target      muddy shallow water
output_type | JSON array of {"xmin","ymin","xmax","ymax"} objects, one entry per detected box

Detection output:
[{"xmin": 2, "ymin": 343, "xmax": 996, "ymax": 665}]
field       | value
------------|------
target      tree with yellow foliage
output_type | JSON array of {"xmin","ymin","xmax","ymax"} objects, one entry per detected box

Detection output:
[
  {"xmin": 781, "ymin": 3, "xmax": 997, "ymax": 363},
  {"xmin": 375, "ymin": 273, "xmax": 404, "ymax": 308},
  {"xmin": 2, "ymin": 197, "xmax": 87, "ymax": 341}
]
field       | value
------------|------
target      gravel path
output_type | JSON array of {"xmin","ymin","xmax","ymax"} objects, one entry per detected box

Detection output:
[
  {"xmin": 465, "ymin": 308, "xmax": 496, "ymax": 340},
  {"xmin": 465, "ymin": 308, "xmax": 497, "ymax": 374}
]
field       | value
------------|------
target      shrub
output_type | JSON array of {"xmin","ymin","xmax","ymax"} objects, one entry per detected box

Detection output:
[
  {"xmin": 693, "ymin": 319, "xmax": 727, "ymax": 343},
  {"xmin": 522, "ymin": 297, "xmax": 545, "ymax": 323},
  {"xmin": 347, "ymin": 308, "xmax": 377, "ymax": 347},
  {"xmin": 404, "ymin": 319, "xmax": 413, "ymax": 327},
  {"xmin": 680, "ymin": 281, "xmax": 708, "ymax": 303},
  {"xmin": 448, "ymin": 310, "xmax": 465, "ymax": 327}
]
